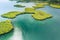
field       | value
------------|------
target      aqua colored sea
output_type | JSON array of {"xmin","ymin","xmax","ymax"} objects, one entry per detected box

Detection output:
[{"xmin": 0, "ymin": 1, "xmax": 60, "ymax": 40}]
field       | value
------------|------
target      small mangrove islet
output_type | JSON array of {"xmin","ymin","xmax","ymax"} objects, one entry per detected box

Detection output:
[
  {"xmin": 32, "ymin": 10, "xmax": 52, "ymax": 20},
  {"xmin": 0, "ymin": 20, "xmax": 13, "ymax": 35},
  {"xmin": 33, "ymin": 3, "xmax": 47, "ymax": 8},
  {"xmin": 50, "ymin": 4, "xmax": 60, "ymax": 8},
  {"xmin": 1, "ymin": 11, "xmax": 22, "ymax": 19},
  {"xmin": 14, "ymin": 4, "xmax": 25, "ymax": 7},
  {"xmin": 25, "ymin": 8, "xmax": 35, "ymax": 13}
]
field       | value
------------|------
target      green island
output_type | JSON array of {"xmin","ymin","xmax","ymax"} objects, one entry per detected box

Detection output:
[
  {"xmin": 33, "ymin": 3, "xmax": 48, "ymax": 8},
  {"xmin": 1, "ymin": 10, "xmax": 34, "ymax": 19},
  {"xmin": 1, "ymin": 11, "xmax": 22, "ymax": 19},
  {"xmin": 14, "ymin": 4, "xmax": 25, "ymax": 7},
  {"xmin": 49, "ymin": 0, "xmax": 60, "ymax": 8},
  {"xmin": 0, "ymin": 20, "xmax": 13, "ymax": 35},
  {"xmin": 50, "ymin": 4, "xmax": 60, "ymax": 8},
  {"xmin": 32, "ymin": 10, "xmax": 52, "ymax": 20},
  {"xmin": 25, "ymin": 8, "xmax": 35, "ymax": 13}
]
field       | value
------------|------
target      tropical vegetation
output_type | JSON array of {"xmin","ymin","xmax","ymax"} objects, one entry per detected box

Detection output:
[{"xmin": 0, "ymin": 20, "xmax": 13, "ymax": 35}]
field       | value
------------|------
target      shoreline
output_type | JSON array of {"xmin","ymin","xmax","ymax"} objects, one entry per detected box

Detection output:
[
  {"xmin": 50, "ymin": 4, "xmax": 60, "ymax": 9},
  {"xmin": 32, "ymin": 10, "xmax": 52, "ymax": 21}
]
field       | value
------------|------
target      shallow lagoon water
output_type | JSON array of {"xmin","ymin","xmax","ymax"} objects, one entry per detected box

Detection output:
[{"xmin": 0, "ymin": 1, "xmax": 60, "ymax": 40}]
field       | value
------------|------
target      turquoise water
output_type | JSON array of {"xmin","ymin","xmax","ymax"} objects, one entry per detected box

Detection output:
[
  {"xmin": 12, "ymin": 6, "xmax": 60, "ymax": 40},
  {"xmin": 0, "ymin": 1, "xmax": 60, "ymax": 40}
]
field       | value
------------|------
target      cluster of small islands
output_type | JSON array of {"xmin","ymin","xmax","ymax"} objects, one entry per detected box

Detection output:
[
  {"xmin": 1, "ymin": 8, "xmax": 52, "ymax": 20},
  {"xmin": 0, "ymin": 7, "xmax": 52, "ymax": 35},
  {"xmin": 14, "ymin": 3, "xmax": 60, "ymax": 8},
  {"xmin": 0, "ymin": 1, "xmax": 60, "ymax": 35}
]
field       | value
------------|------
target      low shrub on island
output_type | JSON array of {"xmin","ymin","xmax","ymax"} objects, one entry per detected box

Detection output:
[
  {"xmin": 50, "ymin": 4, "xmax": 60, "ymax": 8},
  {"xmin": 33, "ymin": 3, "xmax": 48, "ymax": 8},
  {"xmin": 25, "ymin": 8, "xmax": 35, "ymax": 13},
  {"xmin": 32, "ymin": 10, "xmax": 52, "ymax": 20},
  {"xmin": 0, "ymin": 20, "xmax": 13, "ymax": 35},
  {"xmin": 1, "ymin": 11, "xmax": 22, "ymax": 19},
  {"xmin": 1, "ymin": 11, "xmax": 34, "ymax": 19}
]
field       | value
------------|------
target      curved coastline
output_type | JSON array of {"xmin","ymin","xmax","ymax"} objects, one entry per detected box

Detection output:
[
  {"xmin": 1, "ymin": 11, "xmax": 22, "ymax": 19},
  {"xmin": 1, "ymin": 11, "xmax": 34, "ymax": 19},
  {"xmin": 32, "ymin": 10, "xmax": 52, "ymax": 21}
]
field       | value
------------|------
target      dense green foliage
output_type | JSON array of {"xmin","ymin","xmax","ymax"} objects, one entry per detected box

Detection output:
[
  {"xmin": 0, "ymin": 20, "xmax": 13, "ymax": 35},
  {"xmin": 9, "ymin": 0, "xmax": 60, "ymax": 4},
  {"xmin": 32, "ymin": 10, "xmax": 52, "ymax": 20},
  {"xmin": 1, "ymin": 11, "xmax": 34, "ymax": 19},
  {"xmin": 1, "ymin": 11, "xmax": 21, "ymax": 19},
  {"xmin": 49, "ymin": 0, "xmax": 60, "ymax": 4}
]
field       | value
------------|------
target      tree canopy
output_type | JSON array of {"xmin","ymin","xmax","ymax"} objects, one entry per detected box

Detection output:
[{"xmin": 9, "ymin": 0, "xmax": 60, "ymax": 4}]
